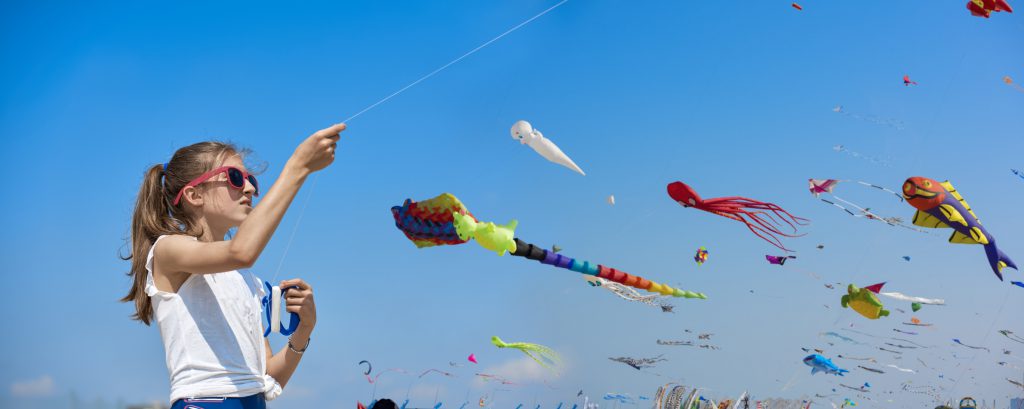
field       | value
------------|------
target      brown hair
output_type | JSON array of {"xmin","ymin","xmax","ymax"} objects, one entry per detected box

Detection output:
[{"xmin": 121, "ymin": 141, "xmax": 241, "ymax": 325}]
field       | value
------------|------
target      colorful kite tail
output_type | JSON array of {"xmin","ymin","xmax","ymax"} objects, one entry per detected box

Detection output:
[{"xmin": 510, "ymin": 238, "xmax": 706, "ymax": 299}]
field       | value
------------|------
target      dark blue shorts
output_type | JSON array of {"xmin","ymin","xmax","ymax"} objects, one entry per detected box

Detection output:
[{"xmin": 171, "ymin": 395, "xmax": 266, "ymax": 409}]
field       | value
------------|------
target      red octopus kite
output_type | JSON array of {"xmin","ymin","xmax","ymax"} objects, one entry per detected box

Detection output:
[{"xmin": 668, "ymin": 181, "xmax": 809, "ymax": 251}]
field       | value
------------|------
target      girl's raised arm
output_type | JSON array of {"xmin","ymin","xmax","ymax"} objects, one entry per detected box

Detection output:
[{"xmin": 157, "ymin": 123, "xmax": 344, "ymax": 276}]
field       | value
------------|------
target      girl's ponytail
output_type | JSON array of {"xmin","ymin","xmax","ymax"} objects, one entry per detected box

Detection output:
[
  {"xmin": 121, "ymin": 164, "xmax": 170, "ymax": 324},
  {"xmin": 122, "ymin": 142, "xmax": 240, "ymax": 324}
]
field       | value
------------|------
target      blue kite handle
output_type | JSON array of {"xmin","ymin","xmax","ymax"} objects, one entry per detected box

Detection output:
[{"xmin": 262, "ymin": 281, "xmax": 301, "ymax": 337}]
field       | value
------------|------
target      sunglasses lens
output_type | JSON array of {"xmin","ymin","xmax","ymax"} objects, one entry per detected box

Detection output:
[
  {"xmin": 248, "ymin": 175, "xmax": 259, "ymax": 196},
  {"xmin": 227, "ymin": 168, "xmax": 245, "ymax": 189}
]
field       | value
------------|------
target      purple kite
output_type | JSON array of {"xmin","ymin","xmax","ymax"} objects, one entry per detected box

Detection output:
[{"xmin": 766, "ymin": 255, "xmax": 795, "ymax": 265}]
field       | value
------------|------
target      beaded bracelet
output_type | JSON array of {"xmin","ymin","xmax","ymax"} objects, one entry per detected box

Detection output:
[{"xmin": 288, "ymin": 337, "xmax": 310, "ymax": 354}]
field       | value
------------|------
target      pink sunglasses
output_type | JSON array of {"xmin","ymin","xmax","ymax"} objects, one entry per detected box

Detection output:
[{"xmin": 173, "ymin": 166, "xmax": 259, "ymax": 206}]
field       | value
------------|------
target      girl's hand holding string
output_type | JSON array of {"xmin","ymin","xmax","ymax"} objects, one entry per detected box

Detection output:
[
  {"xmin": 266, "ymin": 278, "xmax": 316, "ymax": 386},
  {"xmin": 216, "ymin": 121, "xmax": 344, "ymax": 274},
  {"xmin": 288, "ymin": 123, "xmax": 345, "ymax": 176}
]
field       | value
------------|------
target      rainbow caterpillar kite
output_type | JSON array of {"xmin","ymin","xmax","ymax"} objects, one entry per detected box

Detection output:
[{"xmin": 392, "ymin": 193, "xmax": 706, "ymax": 299}]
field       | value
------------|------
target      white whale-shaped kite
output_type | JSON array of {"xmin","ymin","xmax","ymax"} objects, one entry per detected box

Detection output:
[{"xmin": 510, "ymin": 120, "xmax": 585, "ymax": 176}]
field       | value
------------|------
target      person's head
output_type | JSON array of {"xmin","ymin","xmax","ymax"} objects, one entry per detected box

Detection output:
[
  {"xmin": 121, "ymin": 141, "xmax": 257, "ymax": 324},
  {"xmin": 372, "ymin": 399, "xmax": 398, "ymax": 409}
]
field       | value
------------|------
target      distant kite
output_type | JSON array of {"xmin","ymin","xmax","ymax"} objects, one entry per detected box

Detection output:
[
  {"xmin": 967, "ymin": 0, "xmax": 1013, "ymax": 17},
  {"xmin": 765, "ymin": 254, "xmax": 795, "ymax": 265},
  {"xmin": 809, "ymin": 179, "xmax": 920, "ymax": 231},
  {"xmin": 904, "ymin": 317, "xmax": 932, "ymax": 326},
  {"xmin": 492, "ymin": 336, "xmax": 561, "ymax": 370},
  {"xmin": 694, "ymin": 247, "xmax": 709, "ymax": 266},
  {"xmin": 832, "ymin": 108, "xmax": 906, "ymax": 131},
  {"xmin": 609, "ymin": 355, "xmax": 667, "ymax": 370},
  {"xmin": 837, "ymin": 355, "xmax": 876, "ymax": 362},
  {"xmin": 953, "ymin": 338, "xmax": 990, "ymax": 352},
  {"xmin": 419, "ymin": 369, "xmax": 455, "ymax": 378},
  {"xmin": 886, "ymin": 364, "xmax": 916, "ymax": 373},
  {"xmin": 1005, "ymin": 77, "xmax": 1024, "ymax": 93},
  {"xmin": 999, "ymin": 330, "xmax": 1024, "ymax": 344}
]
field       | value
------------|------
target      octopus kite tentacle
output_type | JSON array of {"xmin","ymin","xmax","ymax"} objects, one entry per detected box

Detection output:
[
  {"xmin": 668, "ymin": 181, "xmax": 809, "ymax": 251},
  {"xmin": 704, "ymin": 197, "xmax": 809, "ymax": 232}
]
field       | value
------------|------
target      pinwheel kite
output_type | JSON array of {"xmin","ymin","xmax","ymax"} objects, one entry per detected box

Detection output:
[
  {"xmin": 668, "ymin": 181, "xmax": 808, "ymax": 251},
  {"xmin": 694, "ymin": 247, "xmax": 709, "ymax": 266},
  {"xmin": 902, "ymin": 177, "xmax": 1017, "ymax": 280}
]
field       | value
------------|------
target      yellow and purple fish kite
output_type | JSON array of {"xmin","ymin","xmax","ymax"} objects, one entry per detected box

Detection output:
[{"xmin": 902, "ymin": 177, "xmax": 1017, "ymax": 280}]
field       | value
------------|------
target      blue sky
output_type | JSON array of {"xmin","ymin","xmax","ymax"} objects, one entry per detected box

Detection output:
[{"xmin": 1, "ymin": 1, "xmax": 1023, "ymax": 408}]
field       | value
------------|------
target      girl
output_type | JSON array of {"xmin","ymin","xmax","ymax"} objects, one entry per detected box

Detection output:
[{"xmin": 122, "ymin": 123, "xmax": 346, "ymax": 409}]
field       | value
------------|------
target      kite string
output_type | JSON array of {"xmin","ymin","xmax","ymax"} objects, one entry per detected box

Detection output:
[
  {"xmin": 271, "ymin": 174, "xmax": 318, "ymax": 283},
  {"xmin": 342, "ymin": 0, "xmax": 569, "ymax": 124},
  {"xmin": 946, "ymin": 285, "xmax": 1012, "ymax": 401},
  {"xmin": 268, "ymin": 0, "xmax": 570, "ymax": 283}
]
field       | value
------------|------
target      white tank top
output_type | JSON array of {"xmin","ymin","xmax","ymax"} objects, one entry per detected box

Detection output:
[{"xmin": 145, "ymin": 235, "xmax": 282, "ymax": 403}]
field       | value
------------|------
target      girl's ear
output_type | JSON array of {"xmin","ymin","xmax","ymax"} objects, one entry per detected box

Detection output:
[{"xmin": 181, "ymin": 186, "xmax": 205, "ymax": 207}]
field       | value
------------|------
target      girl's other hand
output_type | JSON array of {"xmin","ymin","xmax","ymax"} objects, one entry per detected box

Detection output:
[
  {"xmin": 281, "ymin": 278, "xmax": 316, "ymax": 330},
  {"xmin": 291, "ymin": 123, "xmax": 345, "ymax": 175}
]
